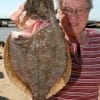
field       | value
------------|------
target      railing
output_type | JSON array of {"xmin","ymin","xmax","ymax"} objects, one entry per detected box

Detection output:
[{"xmin": 0, "ymin": 19, "xmax": 16, "ymax": 27}]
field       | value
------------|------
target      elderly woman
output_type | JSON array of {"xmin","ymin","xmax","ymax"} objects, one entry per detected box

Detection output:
[
  {"xmin": 4, "ymin": 0, "xmax": 100, "ymax": 100},
  {"xmin": 49, "ymin": 0, "xmax": 100, "ymax": 99}
]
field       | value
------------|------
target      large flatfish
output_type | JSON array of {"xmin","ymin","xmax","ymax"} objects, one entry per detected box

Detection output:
[{"xmin": 4, "ymin": 0, "xmax": 71, "ymax": 100}]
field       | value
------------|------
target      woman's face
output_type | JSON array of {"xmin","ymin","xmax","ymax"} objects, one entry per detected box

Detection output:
[{"xmin": 60, "ymin": 0, "xmax": 90, "ymax": 36}]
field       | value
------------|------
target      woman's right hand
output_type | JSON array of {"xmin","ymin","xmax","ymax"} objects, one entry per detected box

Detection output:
[
  {"xmin": 10, "ymin": 3, "xmax": 38, "ymax": 40},
  {"xmin": 10, "ymin": 3, "xmax": 35, "ymax": 30}
]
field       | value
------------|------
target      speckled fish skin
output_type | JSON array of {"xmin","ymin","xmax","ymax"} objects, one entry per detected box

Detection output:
[
  {"xmin": 24, "ymin": 0, "xmax": 54, "ymax": 20},
  {"xmin": 8, "ymin": 0, "xmax": 68, "ymax": 100}
]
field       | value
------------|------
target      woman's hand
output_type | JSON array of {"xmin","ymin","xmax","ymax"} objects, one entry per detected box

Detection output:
[
  {"xmin": 58, "ymin": 10, "xmax": 75, "ymax": 41},
  {"xmin": 10, "ymin": 3, "xmax": 39, "ymax": 40},
  {"xmin": 10, "ymin": 3, "xmax": 35, "ymax": 30}
]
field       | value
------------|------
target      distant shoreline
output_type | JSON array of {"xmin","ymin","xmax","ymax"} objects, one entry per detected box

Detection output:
[{"xmin": 0, "ymin": 26, "xmax": 100, "ymax": 42}]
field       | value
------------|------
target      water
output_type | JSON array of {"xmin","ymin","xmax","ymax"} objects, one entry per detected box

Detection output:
[
  {"xmin": 0, "ymin": 27, "xmax": 100, "ymax": 42},
  {"xmin": 0, "ymin": 27, "xmax": 18, "ymax": 41}
]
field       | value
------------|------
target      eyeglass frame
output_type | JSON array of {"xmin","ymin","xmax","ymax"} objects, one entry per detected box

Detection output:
[{"xmin": 60, "ymin": 7, "xmax": 90, "ymax": 16}]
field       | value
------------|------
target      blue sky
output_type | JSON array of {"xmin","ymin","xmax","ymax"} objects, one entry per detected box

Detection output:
[
  {"xmin": 89, "ymin": 0, "xmax": 100, "ymax": 21},
  {"xmin": 0, "ymin": 0, "xmax": 100, "ymax": 21},
  {"xmin": 0, "ymin": 0, "xmax": 25, "ymax": 18}
]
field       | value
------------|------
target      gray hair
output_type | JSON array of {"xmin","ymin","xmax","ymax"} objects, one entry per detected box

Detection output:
[
  {"xmin": 88, "ymin": 0, "xmax": 93, "ymax": 9},
  {"xmin": 58, "ymin": 0, "xmax": 93, "ymax": 9}
]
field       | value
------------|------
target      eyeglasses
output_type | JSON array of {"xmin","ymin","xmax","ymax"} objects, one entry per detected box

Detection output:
[{"xmin": 61, "ymin": 7, "xmax": 89, "ymax": 16}]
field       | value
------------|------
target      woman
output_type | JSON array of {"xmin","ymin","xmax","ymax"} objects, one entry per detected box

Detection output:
[
  {"xmin": 49, "ymin": 0, "xmax": 100, "ymax": 99},
  {"xmin": 4, "ymin": 0, "xmax": 100, "ymax": 99}
]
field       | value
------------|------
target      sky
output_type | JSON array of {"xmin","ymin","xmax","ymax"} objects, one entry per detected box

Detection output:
[
  {"xmin": 0, "ymin": 0, "xmax": 25, "ymax": 18},
  {"xmin": 89, "ymin": 0, "xmax": 100, "ymax": 21},
  {"xmin": 0, "ymin": 0, "xmax": 100, "ymax": 21}
]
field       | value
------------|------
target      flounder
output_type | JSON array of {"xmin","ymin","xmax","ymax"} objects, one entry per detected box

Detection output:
[{"xmin": 4, "ymin": 0, "xmax": 71, "ymax": 99}]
